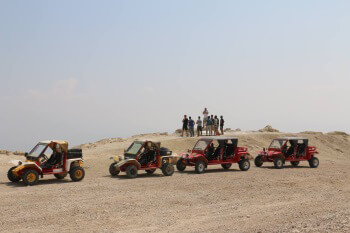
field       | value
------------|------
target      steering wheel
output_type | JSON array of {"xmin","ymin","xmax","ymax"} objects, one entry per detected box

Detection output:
[{"xmin": 40, "ymin": 154, "xmax": 49, "ymax": 163}]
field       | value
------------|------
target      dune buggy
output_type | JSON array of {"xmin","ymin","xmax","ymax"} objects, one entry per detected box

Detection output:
[
  {"xmin": 109, "ymin": 140, "xmax": 175, "ymax": 178},
  {"xmin": 176, "ymin": 137, "xmax": 251, "ymax": 174},
  {"xmin": 8, "ymin": 140, "xmax": 85, "ymax": 186},
  {"xmin": 254, "ymin": 137, "xmax": 319, "ymax": 169}
]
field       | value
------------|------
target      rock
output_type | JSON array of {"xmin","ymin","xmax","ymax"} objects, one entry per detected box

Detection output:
[
  {"xmin": 174, "ymin": 129, "xmax": 182, "ymax": 134},
  {"xmin": 235, "ymin": 128, "xmax": 241, "ymax": 132},
  {"xmin": 259, "ymin": 125, "xmax": 279, "ymax": 132},
  {"xmin": 13, "ymin": 151, "xmax": 25, "ymax": 156},
  {"xmin": 224, "ymin": 128, "xmax": 231, "ymax": 132}
]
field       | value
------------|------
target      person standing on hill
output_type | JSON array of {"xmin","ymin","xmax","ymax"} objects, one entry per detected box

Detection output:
[
  {"xmin": 188, "ymin": 116, "xmax": 195, "ymax": 137},
  {"xmin": 206, "ymin": 116, "xmax": 212, "ymax": 136},
  {"xmin": 196, "ymin": 116, "xmax": 202, "ymax": 136},
  {"xmin": 214, "ymin": 115, "xmax": 219, "ymax": 135},
  {"xmin": 203, "ymin": 108, "xmax": 209, "ymax": 128},
  {"xmin": 182, "ymin": 115, "xmax": 189, "ymax": 137},
  {"xmin": 220, "ymin": 115, "xmax": 225, "ymax": 135}
]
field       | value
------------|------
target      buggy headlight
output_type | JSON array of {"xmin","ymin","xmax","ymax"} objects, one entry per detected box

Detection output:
[{"xmin": 18, "ymin": 161, "xmax": 22, "ymax": 165}]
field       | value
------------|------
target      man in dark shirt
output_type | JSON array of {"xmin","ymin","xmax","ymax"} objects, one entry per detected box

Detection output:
[
  {"xmin": 188, "ymin": 116, "xmax": 195, "ymax": 137},
  {"xmin": 182, "ymin": 115, "xmax": 189, "ymax": 137},
  {"xmin": 220, "ymin": 116, "xmax": 225, "ymax": 135}
]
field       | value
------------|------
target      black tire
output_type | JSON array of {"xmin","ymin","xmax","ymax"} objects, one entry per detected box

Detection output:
[
  {"xmin": 239, "ymin": 159, "xmax": 250, "ymax": 171},
  {"xmin": 254, "ymin": 156, "xmax": 264, "ymax": 167},
  {"xmin": 161, "ymin": 163, "xmax": 175, "ymax": 176},
  {"xmin": 54, "ymin": 173, "xmax": 67, "ymax": 179},
  {"xmin": 309, "ymin": 157, "xmax": 319, "ymax": 168},
  {"xmin": 7, "ymin": 166, "xmax": 21, "ymax": 182},
  {"xmin": 221, "ymin": 163, "xmax": 232, "ymax": 170},
  {"xmin": 22, "ymin": 169, "xmax": 39, "ymax": 186},
  {"xmin": 126, "ymin": 165, "xmax": 138, "ymax": 178},
  {"xmin": 69, "ymin": 166, "xmax": 85, "ymax": 182},
  {"xmin": 290, "ymin": 161, "xmax": 300, "ymax": 167},
  {"xmin": 109, "ymin": 162, "xmax": 120, "ymax": 176},
  {"xmin": 195, "ymin": 160, "xmax": 206, "ymax": 174},
  {"xmin": 145, "ymin": 169, "xmax": 156, "ymax": 174},
  {"xmin": 176, "ymin": 158, "xmax": 186, "ymax": 171},
  {"xmin": 273, "ymin": 158, "xmax": 284, "ymax": 169}
]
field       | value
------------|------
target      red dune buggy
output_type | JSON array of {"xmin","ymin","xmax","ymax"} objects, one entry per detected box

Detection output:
[
  {"xmin": 254, "ymin": 137, "xmax": 319, "ymax": 169},
  {"xmin": 109, "ymin": 140, "xmax": 175, "ymax": 178},
  {"xmin": 176, "ymin": 137, "xmax": 251, "ymax": 174}
]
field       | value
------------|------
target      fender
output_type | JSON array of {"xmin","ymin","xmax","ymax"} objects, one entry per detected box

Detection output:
[
  {"xmin": 66, "ymin": 158, "xmax": 84, "ymax": 171},
  {"xmin": 116, "ymin": 159, "xmax": 141, "ymax": 170},
  {"xmin": 11, "ymin": 162, "xmax": 42, "ymax": 176}
]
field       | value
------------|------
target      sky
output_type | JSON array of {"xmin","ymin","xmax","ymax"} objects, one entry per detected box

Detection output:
[{"xmin": 1, "ymin": 0, "xmax": 350, "ymax": 151}]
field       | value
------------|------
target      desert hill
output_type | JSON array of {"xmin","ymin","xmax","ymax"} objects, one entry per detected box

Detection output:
[{"xmin": 0, "ymin": 128, "xmax": 349, "ymax": 232}]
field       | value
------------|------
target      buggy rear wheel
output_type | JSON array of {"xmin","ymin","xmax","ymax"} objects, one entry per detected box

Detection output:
[
  {"xmin": 54, "ymin": 173, "xmax": 67, "ymax": 179},
  {"xmin": 145, "ymin": 169, "xmax": 156, "ymax": 174},
  {"xmin": 273, "ymin": 158, "xmax": 284, "ymax": 169},
  {"xmin": 109, "ymin": 162, "xmax": 120, "ymax": 176},
  {"xmin": 126, "ymin": 165, "xmax": 138, "ymax": 178},
  {"xmin": 7, "ymin": 166, "xmax": 21, "ymax": 182},
  {"xmin": 69, "ymin": 167, "xmax": 85, "ymax": 182},
  {"xmin": 23, "ymin": 169, "xmax": 39, "ymax": 186},
  {"xmin": 239, "ymin": 159, "xmax": 250, "ymax": 171},
  {"xmin": 309, "ymin": 157, "xmax": 319, "ymax": 168},
  {"xmin": 290, "ymin": 161, "xmax": 299, "ymax": 167},
  {"xmin": 161, "ymin": 163, "xmax": 174, "ymax": 176},
  {"xmin": 195, "ymin": 160, "xmax": 206, "ymax": 174},
  {"xmin": 254, "ymin": 156, "xmax": 264, "ymax": 167},
  {"xmin": 221, "ymin": 163, "xmax": 232, "ymax": 170},
  {"xmin": 176, "ymin": 158, "xmax": 186, "ymax": 171}
]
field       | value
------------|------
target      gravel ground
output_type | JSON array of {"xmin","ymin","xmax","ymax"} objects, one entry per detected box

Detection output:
[{"xmin": 0, "ymin": 132, "xmax": 349, "ymax": 233}]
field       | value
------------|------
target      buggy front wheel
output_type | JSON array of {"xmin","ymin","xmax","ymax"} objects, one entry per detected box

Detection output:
[
  {"xmin": 176, "ymin": 158, "xmax": 187, "ymax": 171},
  {"xmin": 239, "ymin": 159, "xmax": 250, "ymax": 171},
  {"xmin": 161, "ymin": 163, "xmax": 174, "ymax": 176},
  {"xmin": 7, "ymin": 166, "xmax": 21, "ymax": 182},
  {"xmin": 273, "ymin": 158, "xmax": 284, "ymax": 169},
  {"xmin": 254, "ymin": 156, "xmax": 264, "ymax": 167},
  {"xmin": 109, "ymin": 163, "xmax": 120, "ymax": 176},
  {"xmin": 309, "ymin": 157, "xmax": 319, "ymax": 168},
  {"xmin": 195, "ymin": 160, "xmax": 206, "ymax": 174}
]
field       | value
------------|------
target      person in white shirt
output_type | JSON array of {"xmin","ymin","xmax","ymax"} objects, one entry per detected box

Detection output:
[
  {"xmin": 203, "ymin": 108, "xmax": 209, "ymax": 128},
  {"xmin": 196, "ymin": 116, "xmax": 203, "ymax": 136}
]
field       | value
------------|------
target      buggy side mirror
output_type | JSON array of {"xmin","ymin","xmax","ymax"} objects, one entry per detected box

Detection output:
[
  {"xmin": 263, "ymin": 148, "xmax": 266, "ymax": 152},
  {"xmin": 124, "ymin": 149, "xmax": 126, "ymax": 153},
  {"xmin": 187, "ymin": 149, "xmax": 191, "ymax": 153},
  {"xmin": 24, "ymin": 152, "xmax": 28, "ymax": 157}
]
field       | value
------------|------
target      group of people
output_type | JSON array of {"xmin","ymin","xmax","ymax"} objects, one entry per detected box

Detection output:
[{"xmin": 181, "ymin": 108, "xmax": 225, "ymax": 137}]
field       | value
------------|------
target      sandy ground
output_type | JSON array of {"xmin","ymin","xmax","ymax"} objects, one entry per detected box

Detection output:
[{"xmin": 0, "ymin": 131, "xmax": 349, "ymax": 233}]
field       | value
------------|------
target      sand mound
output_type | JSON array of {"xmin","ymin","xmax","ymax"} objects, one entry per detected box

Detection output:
[
  {"xmin": 258, "ymin": 125, "xmax": 279, "ymax": 132},
  {"xmin": 300, "ymin": 131, "xmax": 323, "ymax": 135},
  {"xmin": 326, "ymin": 131, "xmax": 349, "ymax": 137}
]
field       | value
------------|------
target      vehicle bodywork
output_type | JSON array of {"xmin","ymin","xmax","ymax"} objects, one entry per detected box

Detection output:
[
  {"xmin": 254, "ymin": 137, "xmax": 319, "ymax": 169},
  {"xmin": 176, "ymin": 137, "xmax": 251, "ymax": 173},
  {"xmin": 109, "ymin": 140, "xmax": 175, "ymax": 178},
  {"xmin": 8, "ymin": 140, "xmax": 85, "ymax": 185}
]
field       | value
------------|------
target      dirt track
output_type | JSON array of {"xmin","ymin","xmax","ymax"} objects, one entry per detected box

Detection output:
[{"xmin": 0, "ymin": 132, "xmax": 349, "ymax": 233}]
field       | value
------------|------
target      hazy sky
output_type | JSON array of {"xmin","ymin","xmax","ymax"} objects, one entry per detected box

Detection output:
[{"xmin": 1, "ymin": 0, "xmax": 350, "ymax": 151}]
